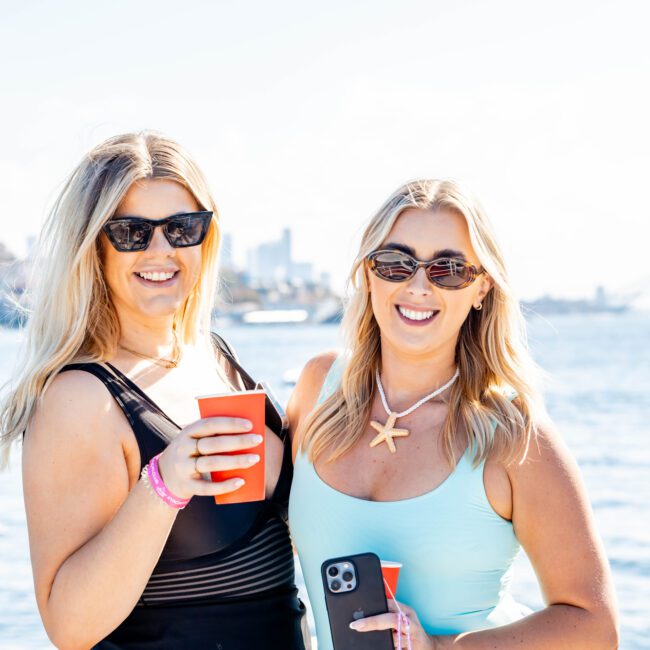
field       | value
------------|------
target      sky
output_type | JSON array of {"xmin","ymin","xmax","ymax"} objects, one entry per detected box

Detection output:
[{"xmin": 1, "ymin": 0, "xmax": 649, "ymax": 302}]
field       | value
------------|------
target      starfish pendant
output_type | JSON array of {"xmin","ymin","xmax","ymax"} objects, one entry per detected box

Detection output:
[{"xmin": 369, "ymin": 412, "xmax": 410, "ymax": 454}]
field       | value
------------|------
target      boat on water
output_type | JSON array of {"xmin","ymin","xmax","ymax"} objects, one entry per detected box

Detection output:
[{"xmin": 241, "ymin": 309, "xmax": 309, "ymax": 325}]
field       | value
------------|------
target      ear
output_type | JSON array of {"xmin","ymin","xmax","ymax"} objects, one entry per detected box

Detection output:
[{"xmin": 476, "ymin": 274, "xmax": 493, "ymax": 303}]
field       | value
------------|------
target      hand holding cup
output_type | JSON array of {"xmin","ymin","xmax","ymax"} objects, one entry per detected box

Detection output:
[{"xmin": 157, "ymin": 416, "xmax": 263, "ymax": 500}]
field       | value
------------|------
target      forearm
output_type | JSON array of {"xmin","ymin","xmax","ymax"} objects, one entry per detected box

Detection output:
[
  {"xmin": 435, "ymin": 605, "xmax": 619, "ymax": 650},
  {"xmin": 43, "ymin": 481, "xmax": 178, "ymax": 649}
]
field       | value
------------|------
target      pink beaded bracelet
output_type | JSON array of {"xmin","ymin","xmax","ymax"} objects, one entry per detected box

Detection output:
[{"xmin": 142, "ymin": 453, "xmax": 191, "ymax": 509}]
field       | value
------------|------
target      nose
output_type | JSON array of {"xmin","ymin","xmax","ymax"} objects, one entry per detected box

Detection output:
[
  {"xmin": 406, "ymin": 266, "xmax": 432, "ymax": 296},
  {"xmin": 146, "ymin": 224, "xmax": 175, "ymax": 255}
]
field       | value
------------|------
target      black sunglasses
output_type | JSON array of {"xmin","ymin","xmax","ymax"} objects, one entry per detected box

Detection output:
[
  {"xmin": 103, "ymin": 211, "xmax": 213, "ymax": 252},
  {"xmin": 367, "ymin": 249, "xmax": 484, "ymax": 290}
]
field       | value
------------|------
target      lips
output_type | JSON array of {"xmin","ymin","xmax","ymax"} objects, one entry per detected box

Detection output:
[
  {"xmin": 136, "ymin": 270, "xmax": 177, "ymax": 281},
  {"xmin": 395, "ymin": 304, "xmax": 439, "ymax": 325},
  {"xmin": 133, "ymin": 270, "xmax": 179, "ymax": 287}
]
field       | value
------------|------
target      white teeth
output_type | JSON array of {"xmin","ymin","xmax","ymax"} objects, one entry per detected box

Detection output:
[
  {"xmin": 398, "ymin": 306, "xmax": 435, "ymax": 321},
  {"xmin": 138, "ymin": 271, "xmax": 176, "ymax": 282}
]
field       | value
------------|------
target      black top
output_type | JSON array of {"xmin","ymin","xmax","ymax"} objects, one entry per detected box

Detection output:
[{"xmin": 59, "ymin": 334, "xmax": 306, "ymax": 649}]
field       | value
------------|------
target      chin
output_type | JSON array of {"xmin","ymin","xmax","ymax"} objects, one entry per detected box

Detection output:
[
  {"xmin": 136, "ymin": 298, "xmax": 186, "ymax": 319},
  {"xmin": 382, "ymin": 330, "xmax": 434, "ymax": 354},
  {"xmin": 382, "ymin": 323, "xmax": 450, "ymax": 357}
]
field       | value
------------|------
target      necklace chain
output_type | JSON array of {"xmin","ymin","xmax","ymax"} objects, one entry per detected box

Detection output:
[
  {"xmin": 375, "ymin": 368, "xmax": 460, "ymax": 418},
  {"xmin": 118, "ymin": 342, "xmax": 181, "ymax": 369}
]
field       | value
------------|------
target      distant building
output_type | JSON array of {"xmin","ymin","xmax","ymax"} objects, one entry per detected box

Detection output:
[
  {"xmin": 292, "ymin": 262, "xmax": 313, "ymax": 283},
  {"xmin": 319, "ymin": 272, "xmax": 331, "ymax": 290},
  {"xmin": 248, "ymin": 228, "xmax": 292, "ymax": 284},
  {"xmin": 243, "ymin": 227, "xmax": 326, "ymax": 288},
  {"xmin": 220, "ymin": 233, "xmax": 235, "ymax": 270},
  {"xmin": 0, "ymin": 242, "xmax": 16, "ymax": 265}
]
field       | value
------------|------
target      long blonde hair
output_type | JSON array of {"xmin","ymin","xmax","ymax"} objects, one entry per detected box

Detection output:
[
  {"xmin": 0, "ymin": 132, "xmax": 221, "ymax": 468},
  {"xmin": 301, "ymin": 179, "xmax": 544, "ymax": 467}
]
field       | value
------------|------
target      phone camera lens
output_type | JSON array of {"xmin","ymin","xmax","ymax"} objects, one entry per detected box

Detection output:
[
  {"xmin": 328, "ymin": 566, "xmax": 339, "ymax": 577},
  {"xmin": 342, "ymin": 571, "xmax": 354, "ymax": 582},
  {"xmin": 331, "ymin": 580, "xmax": 341, "ymax": 591}
]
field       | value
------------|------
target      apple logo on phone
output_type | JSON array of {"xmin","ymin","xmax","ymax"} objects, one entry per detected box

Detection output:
[{"xmin": 352, "ymin": 609, "xmax": 365, "ymax": 620}]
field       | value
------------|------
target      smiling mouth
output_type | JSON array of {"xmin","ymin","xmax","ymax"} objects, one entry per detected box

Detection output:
[
  {"xmin": 396, "ymin": 305, "xmax": 439, "ymax": 324},
  {"xmin": 134, "ymin": 270, "xmax": 179, "ymax": 285}
]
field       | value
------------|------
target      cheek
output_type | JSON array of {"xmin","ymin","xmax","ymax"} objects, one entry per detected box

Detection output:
[
  {"xmin": 368, "ymin": 281, "xmax": 400, "ymax": 327},
  {"xmin": 443, "ymin": 291, "xmax": 474, "ymax": 326},
  {"xmin": 100, "ymin": 242, "xmax": 125, "ymax": 290},
  {"xmin": 181, "ymin": 248, "xmax": 203, "ymax": 286}
]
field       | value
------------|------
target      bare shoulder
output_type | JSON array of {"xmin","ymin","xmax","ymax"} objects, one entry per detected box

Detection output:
[
  {"xmin": 24, "ymin": 367, "xmax": 135, "ymax": 495},
  {"xmin": 507, "ymin": 415, "xmax": 578, "ymax": 486},
  {"xmin": 287, "ymin": 350, "xmax": 339, "ymax": 457},
  {"xmin": 507, "ymin": 412, "xmax": 594, "ymax": 550},
  {"xmin": 494, "ymin": 396, "xmax": 568, "ymax": 480},
  {"xmin": 300, "ymin": 350, "xmax": 340, "ymax": 385},
  {"xmin": 26, "ymin": 368, "xmax": 130, "ymax": 457}
]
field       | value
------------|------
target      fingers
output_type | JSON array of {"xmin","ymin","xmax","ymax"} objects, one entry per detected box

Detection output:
[
  {"xmin": 189, "ymin": 476, "xmax": 247, "ymax": 496},
  {"xmin": 195, "ymin": 453, "xmax": 260, "ymax": 474},
  {"xmin": 349, "ymin": 612, "xmax": 400, "ymax": 632},
  {"xmin": 185, "ymin": 417, "xmax": 254, "ymax": 438},
  {"xmin": 155, "ymin": 418, "xmax": 261, "ymax": 500},
  {"xmin": 350, "ymin": 601, "xmax": 417, "ymax": 642},
  {"xmin": 194, "ymin": 433, "xmax": 263, "ymax": 455}
]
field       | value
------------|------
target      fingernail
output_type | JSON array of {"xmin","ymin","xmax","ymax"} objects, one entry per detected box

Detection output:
[
  {"xmin": 349, "ymin": 621, "xmax": 366, "ymax": 631},
  {"xmin": 252, "ymin": 435, "xmax": 263, "ymax": 444},
  {"xmin": 249, "ymin": 454, "xmax": 260, "ymax": 463},
  {"xmin": 235, "ymin": 479, "xmax": 245, "ymax": 487}
]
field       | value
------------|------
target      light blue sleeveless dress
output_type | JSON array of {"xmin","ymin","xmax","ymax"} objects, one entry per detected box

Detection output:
[{"xmin": 289, "ymin": 358, "xmax": 532, "ymax": 650}]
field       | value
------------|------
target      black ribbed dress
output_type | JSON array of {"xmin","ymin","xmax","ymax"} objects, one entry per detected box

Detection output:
[{"xmin": 60, "ymin": 335, "xmax": 307, "ymax": 649}]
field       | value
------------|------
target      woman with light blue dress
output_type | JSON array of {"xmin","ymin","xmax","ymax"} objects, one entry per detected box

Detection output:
[{"xmin": 287, "ymin": 179, "xmax": 618, "ymax": 649}]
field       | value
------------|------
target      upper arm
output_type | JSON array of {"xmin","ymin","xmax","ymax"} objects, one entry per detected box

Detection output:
[
  {"xmin": 287, "ymin": 350, "xmax": 339, "ymax": 461},
  {"xmin": 509, "ymin": 420, "xmax": 617, "ymax": 617},
  {"xmin": 22, "ymin": 370, "xmax": 133, "ymax": 612}
]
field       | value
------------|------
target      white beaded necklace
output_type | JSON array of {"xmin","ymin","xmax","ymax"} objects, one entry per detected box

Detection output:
[{"xmin": 369, "ymin": 368, "xmax": 460, "ymax": 454}]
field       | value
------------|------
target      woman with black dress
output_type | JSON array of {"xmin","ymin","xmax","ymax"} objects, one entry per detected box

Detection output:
[{"xmin": 0, "ymin": 132, "xmax": 307, "ymax": 649}]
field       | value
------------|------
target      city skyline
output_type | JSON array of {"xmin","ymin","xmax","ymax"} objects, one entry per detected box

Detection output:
[
  {"xmin": 2, "ymin": 1, "xmax": 649, "ymax": 303},
  {"xmin": 0, "ymin": 230, "xmax": 636, "ymax": 311}
]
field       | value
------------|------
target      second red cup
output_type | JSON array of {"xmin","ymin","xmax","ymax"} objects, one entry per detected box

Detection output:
[{"xmin": 380, "ymin": 560, "xmax": 403, "ymax": 599}]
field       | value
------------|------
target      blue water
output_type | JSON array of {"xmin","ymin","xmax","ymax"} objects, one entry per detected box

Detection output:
[{"xmin": 0, "ymin": 314, "xmax": 648, "ymax": 648}]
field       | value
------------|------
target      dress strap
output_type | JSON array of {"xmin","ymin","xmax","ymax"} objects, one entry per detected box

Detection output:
[
  {"xmin": 58, "ymin": 362, "xmax": 155, "ymax": 463},
  {"xmin": 210, "ymin": 332, "xmax": 288, "ymax": 442},
  {"xmin": 60, "ymin": 363, "xmax": 138, "ymax": 430}
]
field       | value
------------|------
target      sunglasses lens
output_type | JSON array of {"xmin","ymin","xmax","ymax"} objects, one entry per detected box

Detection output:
[
  {"xmin": 166, "ymin": 215, "xmax": 209, "ymax": 247},
  {"xmin": 427, "ymin": 259, "xmax": 472, "ymax": 288},
  {"xmin": 371, "ymin": 251, "xmax": 415, "ymax": 281},
  {"xmin": 105, "ymin": 221, "xmax": 151, "ymax": 251}
]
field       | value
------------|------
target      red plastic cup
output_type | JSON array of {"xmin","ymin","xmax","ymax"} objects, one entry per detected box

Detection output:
[
  {"xmin": 196, "ymin": 390, "xmax": 266, "ymax": 505},
  {"xmin": 380, "ymin": 560, "xmax": 402, "ymax": 599}
]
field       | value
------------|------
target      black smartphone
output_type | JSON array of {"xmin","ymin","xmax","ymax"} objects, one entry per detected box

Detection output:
[{"xmin": 321, "ymin": 552, "xmax": 394, "ymax": 650}]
